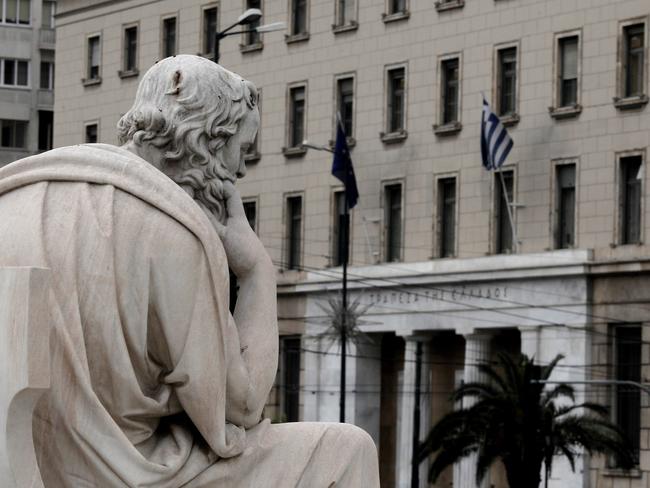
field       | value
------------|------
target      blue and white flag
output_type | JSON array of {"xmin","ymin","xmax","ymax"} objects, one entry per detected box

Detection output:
[{"xmin": 481, "ymin": 97, "xmax": 513, "ymax": 171}]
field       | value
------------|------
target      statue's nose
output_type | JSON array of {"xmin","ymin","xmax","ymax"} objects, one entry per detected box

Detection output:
[{"xmin": 236, "ymin": 158, "xmax": 247, "ymax": 178}]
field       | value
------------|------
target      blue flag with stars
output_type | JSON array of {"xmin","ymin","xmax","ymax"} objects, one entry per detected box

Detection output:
[{"xmin": 332, "ymin": 122, "xmax": 359, "ymax": 209}]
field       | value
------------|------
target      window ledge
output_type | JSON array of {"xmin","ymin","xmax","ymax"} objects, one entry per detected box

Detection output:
[
  {"xmin": 81, "ymin": 77, "xmax": 102, "ymax": 87},
  {"xmin": 602, "ymin": 468, "xmax": 642, "ymax": 478},
  {"xmin": 549, "ymin": 104, "xmax": 582, "ymax": 119},
  {"xmin": 0, "ymin": 23, "xmax": 31, "ymax": 29},
  {"xmin": 610, "ymin": 241, "xmax": 644, "ymax": 248},
  {"xmin": 332, "ymin": 21, "xmax": 358, "ymax": 34},
  {"xmin": 500, "ymin": 113, "xmax": 519, "ymax": 126},
  {"xmin": 118, "ymin": 69, "xmax": 139, "ymax": 79},
  {"xmin": 285, "ymin": 32, "xmax": 310, "ymax": 44},
  {"xmin": 328, "ymin": 136, "xmax": 356, "ymax": 149},
  {"xmin": 613, "ymin": 94, "xmax": 648, "ymax": 110},
  {"xmin": 0, "ymin": 85, "xmax": 30, "ymax": 91},
  {"xmin": 435, "ymin": 0, "xmax": 464, "ymax": 12},
  {"xmin": 380, "ymin": 130, "xmax": 408, "ymax": 144},
  {"xmin": 433, "ymin": 121, "xmax": 462, "ymax": 135},
  {"xmin": 282, "ymin": 145, "xmax": 307, "ymax": 158},
  {"xmin": 244, "ymin": 151, "xmax": 261, "ymax": 163},
  {"xmin": 382, "ymin": 11, "xmax": 410, "ymax": 23},
  {"xmin": 240, "ymin": 42, "xmax": 263, "ymax": 54}
]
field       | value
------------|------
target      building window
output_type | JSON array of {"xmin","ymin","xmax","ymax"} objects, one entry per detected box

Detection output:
[
  {"xmin": 203, "ymin": 6, "xmax": 218, "ymax": 55},
  {"xmin": 494, "ymin": 170, "xmax": 514, "ymax": 254},
  {"xmin": 85, "ymin": 123, "xmax": 98, "ymax": 143},
  {"xmin": 41, "ymin": 0, "xmax": 55, "ymax": 28},
  {"xmin": 440, "ymin": 57, "xmax": 460, "ymax": 125},
  {"xmin": 243, "ymin": 200, "xmax": 257, "ymax": 233},
  {"xmin": 122, "ymin": 25, "xmax": 138, "ymax": 74},
  {"xmin": 619, "ymin": 155, "xmax": 643, "ymax": 245},
  {"xmin": 623, "ymin": 24, "xmax": 645, "ymax": 98},
  {"xmin": 331, "ymin": 190, "xmax": 346, "ymax": 267},
  {"xmin": 387, "ymin": 0, "xmax": 406, "ymax": 15},
  {"xmin": 335, "ymin": 0, "xmax": 355, "ymax": 27},
  {"xmin": 336, "ymin": 76, "xmax": 354, "ymax": 138},
  {"xmin": 0, "ymin": 119, "xmax": 27, "ymax": 149},
  {"xmin": 496, "ymin": 47, "xmax": 517, "ymax": 117},
  {"xmin": 287, "ymin": 85, "xmax": 306, "ymax": 150},
  {"xmin": 39, "ymin": 61, "xmax": 53, "ymax": 90},
  {"xmin": 386, "ymin": 67, "xmax": 405, "ymax": 134},
  {"xmin": 2, "ymin": 0, "xmax": 30, "ymax": 24},
  {"xmin": 290, "ymin": 0, "xmax": 308, "ymax": 36},
  {"xmin": 554, "ymin": 164, "xmax": 576, "ymax": 249},
  {"xmin": 438, "ymin": 177, "xmax": 456, "ymax": 258},
  {"xmin": 161, "ymin": 17, "xmax": 177, "ymax": 58},
  {"xmin": 286, "ymin": 195, "xmax": 303, "ymax": 270},
  {"xmin": 37, "ymin": 110, "xmax": 52, "ymax": 151},
  {"xmin": 613, "ymin": 325, "xmax": 641, "ymax": 466},
  {"xmin": 281, "ymin": 336, "xmax": 301, "ymax": 422},
  {"xmin": 384, "ymin": 183, "xmax": 402, "ymax": 262},
  {"xmin": 558, "ymin": 36, "xmax": 579, "ymax": 107},
  {"xmin": 1, "ymin": 59, "xmax": 29, "ymax": 87},
  {"xmin": 244, "ymin": 0, "xmax": 261, "ymax": 46},
  {"xmin": 86, "ymin": 35, "xmax": 101, "ymax": 82}
]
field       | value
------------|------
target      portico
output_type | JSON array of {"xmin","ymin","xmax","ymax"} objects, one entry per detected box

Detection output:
[{"xmin": 281, "ymin": 249, "xmax": 592, "ymax": 488}]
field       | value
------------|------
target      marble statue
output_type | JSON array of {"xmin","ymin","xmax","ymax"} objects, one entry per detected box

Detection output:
[{"xmin": 0, "ymin": 55, "xmax": 379, "ymax": 487}]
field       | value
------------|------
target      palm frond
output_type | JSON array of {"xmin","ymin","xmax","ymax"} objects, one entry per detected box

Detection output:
[
  {"xmin": 541, "ymin": 354, "xmax": 565, "ymax": 381},
  {"xmin": 498, "ymin": 352, "xmax": 524, "ymax": 396},
  {"xmin": 453, "ymin": 381, "xmax": 500, "ymax": 403},
  {"xmin": 418, "ymin": 409, "xmax": 474, "ymax": 460},
  {"xmin": 554, "ymin": 415, "xmax": 636, "ymax": 469},
  {"xmin": 554, "ymin": 402, "xmax": 609, "ymax": 419},
  {"xmin": 427, "ymin": 442, "xmax": 477, "ymax": 483},
  {"xmin": 476, "ymin": 441, "xmax": 502, "ymax": 485},
  {"xmin": 477, "ymin": 361, "xmax": 510, "ymax": 393},
  {"xmin": 542, "ymin": 383, "xmax": 575, "ymax": 406}
]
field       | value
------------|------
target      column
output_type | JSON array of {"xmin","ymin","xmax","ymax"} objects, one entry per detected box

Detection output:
[
  {"xmin": 395, "ymin": 335, "xmax": 432, "ymax": 488},
  {"xmin": 455, "ymin": 332, "xmax": 491, "ymax": 488},
  {"xmin": 519, "ymin": 325, "xmax": 540, "ymax": 360}
]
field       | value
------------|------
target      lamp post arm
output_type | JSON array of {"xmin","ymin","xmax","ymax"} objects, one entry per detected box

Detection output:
[{"xmin": 536, "ymin": 379, "xmax": 650, "ymax": 396}]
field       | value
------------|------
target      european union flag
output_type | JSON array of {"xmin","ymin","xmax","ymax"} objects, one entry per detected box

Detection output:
[{"xmin": 332, "ymin": 123, "xmax": 359, "ymax": 209}]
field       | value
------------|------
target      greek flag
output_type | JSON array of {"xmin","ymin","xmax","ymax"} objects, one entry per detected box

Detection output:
[{"xmin": 481, "ymin": 97, "xmax": 513, "ymax": 170}]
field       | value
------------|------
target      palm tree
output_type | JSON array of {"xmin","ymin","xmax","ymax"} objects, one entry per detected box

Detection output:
[{"xmin": 418, "ymin": 353, "xmax": 636, "ymax": 487}]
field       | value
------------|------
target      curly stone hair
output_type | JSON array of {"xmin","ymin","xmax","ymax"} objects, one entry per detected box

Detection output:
[{"xmin": 117, "ymin": 55, "xmax": 258, "ymax": 223}]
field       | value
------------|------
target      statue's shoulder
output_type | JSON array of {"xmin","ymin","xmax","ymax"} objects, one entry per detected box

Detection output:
[
  {"xmin": 0, "ymin": 143, "xmax": 165, "ymax": 189},
  {"xmin": 0, "ymin": 144, "xmax": 221, "ymax": 256},
  {"xmin": 0, "ymin": 143, "xmax": 191, "ymax": 214}
]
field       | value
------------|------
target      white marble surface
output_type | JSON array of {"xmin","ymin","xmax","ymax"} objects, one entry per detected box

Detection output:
[{"xmin": 0, "ymin": 56, "xmax": 379, "ymax": 487}]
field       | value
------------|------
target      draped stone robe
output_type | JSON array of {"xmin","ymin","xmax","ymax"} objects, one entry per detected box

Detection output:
[{"xmin": 0, "ymin": 145, "xmax": 379, "ymax": 488}]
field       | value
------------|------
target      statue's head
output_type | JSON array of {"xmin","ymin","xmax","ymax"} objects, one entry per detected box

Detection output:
[{"xmin": 117, "ymin": 55, "xmax": 259, "ymax": 223}]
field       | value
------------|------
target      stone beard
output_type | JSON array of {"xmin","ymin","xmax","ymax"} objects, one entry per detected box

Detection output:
[{"xmin": 0, "ymin": 55, "xmax": 379, "ymax": 487}]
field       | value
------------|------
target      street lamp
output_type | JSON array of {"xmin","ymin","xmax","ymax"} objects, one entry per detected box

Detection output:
[{"xmin": 213, "ymin": 9, "xmax": 285, "ymax": 64}]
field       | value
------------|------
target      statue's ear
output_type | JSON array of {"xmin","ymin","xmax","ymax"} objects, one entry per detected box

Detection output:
[{"xmin": 164, "ymin": 69, "xmax": 183, "ymax": 96}]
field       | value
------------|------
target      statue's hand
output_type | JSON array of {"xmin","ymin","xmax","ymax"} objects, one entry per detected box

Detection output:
[{"xmin": 212, "ymin": 181, "xmax": 271, "ymax": 277}]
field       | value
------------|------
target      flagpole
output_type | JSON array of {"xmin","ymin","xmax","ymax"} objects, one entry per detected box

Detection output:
[
  {"xmin": 340, "ymin": 189, "xmax": 349, "ymax": 423},
  {"xmin": 336, "ymin": 111, "xmax": 349, "ymax": 424},
  {"xmin": 498, "ymin": 169, "xmax": 518, "ymax": 252}
]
